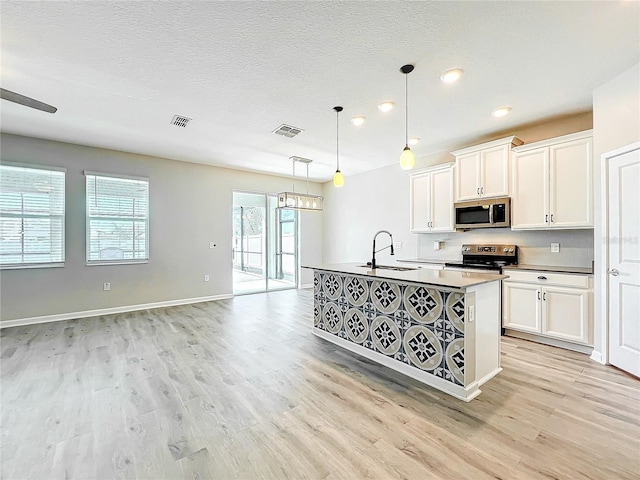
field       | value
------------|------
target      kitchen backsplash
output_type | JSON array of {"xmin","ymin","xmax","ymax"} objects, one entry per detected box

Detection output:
[{"xmin": 416, "ymin": 228, "xmax": 594, "ymax": 268}]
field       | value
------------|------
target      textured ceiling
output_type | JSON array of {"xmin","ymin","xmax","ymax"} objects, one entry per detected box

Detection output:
[{"xmin": 1, "ymin": 1, "xmax": 639, "ymax": 181}]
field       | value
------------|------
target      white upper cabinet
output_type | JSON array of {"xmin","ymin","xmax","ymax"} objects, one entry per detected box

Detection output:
[
  {"xmin": 410, "ymin": 163, "xmax": 454, "ymax": 233},
  {"xmin": 452, "ymin": 136, "xmax": 523, "ymax": 201},
  {"xmin": 511, "ymin": 130, "xmax": 593, "ymax": 230}
]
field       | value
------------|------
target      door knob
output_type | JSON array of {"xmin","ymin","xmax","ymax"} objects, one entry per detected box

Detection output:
[{"xmin": 608, "ymin": 268, "xmax": 620, "ymax": 276}]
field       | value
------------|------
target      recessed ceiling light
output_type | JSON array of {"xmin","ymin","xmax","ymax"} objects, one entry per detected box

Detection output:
[
  {"xmin": 378, "ymin": 101, "xmax": 395, "ymax": 113},
  {"xmin": 409, "ymin": 137, "xmax": 420, "ymax": 146},
  {"xmin": 440, "ymin": 69, "xmax": 463, "ymax": 83},
  {"xmin": 351, "ymin": 115, "xmax": 366, "ymax": 126},
  {"xmin": 492, "ymin": 106, "xmax": 512, "ymax": 118}
]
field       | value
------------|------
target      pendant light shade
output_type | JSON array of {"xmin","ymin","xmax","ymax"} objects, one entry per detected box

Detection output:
[
  {"xmin": 333, "ymin": 106, "xmax": 344, "ymax": 187},
  {"xmin": 400, "ymin": 146, "xmax": 415, "ymax": 170},
  {"xmin": 400, "ymin": 64, "xmax": 416, "ymax": 170},
  {"xmin": 332, "ymin": 169, "xmax": 344, "ymax": 187}
]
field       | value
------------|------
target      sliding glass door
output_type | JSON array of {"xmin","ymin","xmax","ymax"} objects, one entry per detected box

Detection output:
[{"xmin": 232, "ymin": 191, "xmax": 298, "ymax": 294}]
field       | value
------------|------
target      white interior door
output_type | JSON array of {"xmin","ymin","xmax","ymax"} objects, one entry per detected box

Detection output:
[{"xmin": 607, "ymin": 142, "xmax": 640, "ymax": 377}]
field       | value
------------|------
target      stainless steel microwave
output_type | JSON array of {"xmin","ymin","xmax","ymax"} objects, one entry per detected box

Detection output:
[{"xmin": 454, "ymin": 196, "xmax": 511, "ymax": 229}]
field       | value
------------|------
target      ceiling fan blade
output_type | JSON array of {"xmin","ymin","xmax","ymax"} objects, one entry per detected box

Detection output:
[{"xmin": 0, "ymin": 88, "xmax": 57, "ymax": 114}]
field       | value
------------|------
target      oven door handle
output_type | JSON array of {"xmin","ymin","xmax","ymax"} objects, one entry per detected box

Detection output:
[{"xmin": 489, "ymin": 204, "xmax": 494, "ymax": 225}]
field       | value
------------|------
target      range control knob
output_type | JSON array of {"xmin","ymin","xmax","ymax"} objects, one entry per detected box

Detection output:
[
  {"xmin": 503, "ymin": 247, "xmax": 509, "ymax": 253},
  {"xmin": 509, "ymin": 248, "xmax": 514, "ymax": 253}
]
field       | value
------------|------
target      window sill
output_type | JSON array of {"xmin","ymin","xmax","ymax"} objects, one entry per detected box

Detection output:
[
  {"xmin": 1, "ymin": 262, "xmax": 65, "ymax": 270},
  {"xmin": 86, "ymin": 260, "xmax": 149, "ymax": 267}
]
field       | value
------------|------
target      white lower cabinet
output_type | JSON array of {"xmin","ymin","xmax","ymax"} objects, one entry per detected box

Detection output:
[{"xmin": 503, "ymin": 269, "xmax": 592, "ymax": 346}]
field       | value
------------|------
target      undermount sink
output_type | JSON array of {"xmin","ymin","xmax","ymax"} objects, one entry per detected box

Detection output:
[{"xmin": 358, "ymin": 264, "xmax": 417, "ymax": 271}]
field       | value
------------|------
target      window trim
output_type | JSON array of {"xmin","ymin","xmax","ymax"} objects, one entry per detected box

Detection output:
[
  {"xmin": 84, "ymin": 171, "xmax": 150, "ymax": 266},
  {"xmin": 0, "ymin": 162, "xmax": 66, "ymax": 269}
]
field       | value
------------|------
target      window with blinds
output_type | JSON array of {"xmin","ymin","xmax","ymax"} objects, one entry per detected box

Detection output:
[
  {"xmin": 85, "ymin": 172, "xmax": 149, "ymax": 265},
  {"xmin": 0, "ymin": 164, "xmax": 66, "ymax": 268}
]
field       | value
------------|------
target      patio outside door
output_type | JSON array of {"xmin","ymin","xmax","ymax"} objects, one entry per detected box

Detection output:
[{"xmin": 232, "ymin": 191, "xmax": 298, "ymax": 294}]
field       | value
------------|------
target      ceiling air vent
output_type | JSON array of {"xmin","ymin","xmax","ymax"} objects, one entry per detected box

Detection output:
[
  {"xmin": 273, "ymin": 124, "xmax": 304, "ymax": 138},
  {"xmin": 170, "ymin": 115, "xmax": 192, "ymax": 128}
]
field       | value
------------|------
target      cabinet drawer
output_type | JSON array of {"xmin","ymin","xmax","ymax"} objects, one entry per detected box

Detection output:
[{"xmin": 503, "ymin": 270, "xmax": 590, "ymax": 288}]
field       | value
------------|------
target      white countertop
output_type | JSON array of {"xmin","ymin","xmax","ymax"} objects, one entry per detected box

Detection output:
[
  {"xmin": 503, "ymin": 264, "xmax": 593, "ymax": 275},
  {"xmin": 399, "ymin": 259, "xmax": 593, "ymax": 275},
  {"xmin": 302, "ymin": 263, "xmax": 507, "ymax": 289},
  {"xmin": 396, "ymin": 258, "xmax": 449, "ymax": 265}
]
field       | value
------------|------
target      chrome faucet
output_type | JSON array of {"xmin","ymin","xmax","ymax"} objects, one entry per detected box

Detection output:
[{"xmin": 371, "ymin": 230, "xmax": 394, "ymax": 269}]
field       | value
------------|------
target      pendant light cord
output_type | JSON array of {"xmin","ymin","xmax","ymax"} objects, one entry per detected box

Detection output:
[
  {"xmin": 292, "ymin": 159, "xmax": 295, "ymax": 192},
  {"xmin": 405, "ymin": 71, "xmax": 409, "ymax": 147},
  {"xmin": 336, "ymin": 109, "xmax": 340, "ymax": 171}
]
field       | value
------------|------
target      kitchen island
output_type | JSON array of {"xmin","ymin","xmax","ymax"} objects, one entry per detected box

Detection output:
[{"xmin": 303, "ymin": 263, "xmax": 507, "ymax": 401}]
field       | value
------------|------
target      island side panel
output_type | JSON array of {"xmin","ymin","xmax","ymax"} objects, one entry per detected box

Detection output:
[
  {"xmin": 312, "ymin": 269, "xmax": 473, "ymax": 397},
  {"xmin": 468, "ymin": 281, "xmax": 502, "ymax": 385}
]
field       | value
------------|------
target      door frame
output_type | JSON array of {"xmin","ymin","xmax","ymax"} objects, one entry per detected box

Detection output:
[{"xmin": 594, "ymin": 141, "xmax": 640, "ymax": 365}]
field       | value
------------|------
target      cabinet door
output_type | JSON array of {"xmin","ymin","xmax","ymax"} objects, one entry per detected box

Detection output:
[
  {"xmin": 549, "ymin": 137, "xmax": 593, "ymax": 228},
  {"xmin": 503, "ymin": 282, "xmax": 541, "ymax": 333},
  {"xmin": 511, "ymin": 148, "xmax": 549, "ymax": 229},
  {"xmin": 480, "ymin": 144, "xmax": 510, "ymax": 198},
  {"xmin": 455, "ymin": 152, "xmax": 480, "ymax": 201},
  {"xmin": 410, "ymin": 172, "xmax": 431, "ymax": 232},
  {"xmin": 430, "ymin": 167, "xmax": 454, "ymax": 232},
  {"xmin": 542, "ymin": 286, "xmax": 590, "ymax": 344}
]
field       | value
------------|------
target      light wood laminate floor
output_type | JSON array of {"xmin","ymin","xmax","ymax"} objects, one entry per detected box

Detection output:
[{"xmin": 1, "ymin": 289, "xmax": 639, "ymax": 479}]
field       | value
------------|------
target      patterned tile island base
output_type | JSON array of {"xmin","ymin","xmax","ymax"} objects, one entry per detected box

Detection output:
[{"xmin": 311, "ymin": 269, "xmax": 502, "ymax": 401}]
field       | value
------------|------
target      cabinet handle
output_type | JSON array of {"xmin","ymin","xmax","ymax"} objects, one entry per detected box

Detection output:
[
  {"xmin": 537, "ymin": 276, "xmax": 547, "ymax": 280},
  {"xmin": 537, "ymin": 291, "xmax": 541, "ymax": 300},
  {"xmin": 543, "ymin": 292, "xmax": 546, "ymax": 301},
  {"xmin": 545, "ymin": 214, "xmax": 548, "ymax": 223},
  {"xmin": 477, "ymin": 187, "xmax": 480, "ymax": 195},
  {"xmin": 481, "ymin": 187, "xmax": 484, "ymax": 194},
  {"xmin": 550, "ymin": 214, "xmax": 554, "ymax": 223}
]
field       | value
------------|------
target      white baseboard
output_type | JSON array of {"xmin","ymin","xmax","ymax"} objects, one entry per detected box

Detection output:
[
  {"xmin": 504, "ymin": 329, "xmax": 594, "ymax": 355},
  {"xmin": 312, "ymin": 327, "xmax": 481, "ymax": 402},
  {"xmin": 0, "ymin": 293, "xmax": 234, "ymax": 329},
  {"xmin": 476, "ymin": 367, "xmax": 503, "ymax": 387},
  {"xmin": 590, "ymin": 350, "xmax": 606, "ymax": 365},
  {"xmin": 300, "ymin": 283, "xmax": 313, "ymax": 290}
]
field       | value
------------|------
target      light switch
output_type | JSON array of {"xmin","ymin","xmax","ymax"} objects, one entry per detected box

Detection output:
[{"xmin": 550, "ymin": 243, "xmax": 560, "ymax": 253}]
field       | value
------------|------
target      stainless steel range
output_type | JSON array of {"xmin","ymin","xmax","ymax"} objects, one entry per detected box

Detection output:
[{"xmin": 444, "ymin": 244, "xmax": 518, "ymax": 273}]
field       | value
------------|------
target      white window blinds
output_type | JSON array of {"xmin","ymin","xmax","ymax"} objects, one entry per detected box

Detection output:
[
  {"xmin": 85, "ymin": 172, "xmax": 149, "ymax": 264},
  {"xmin": 0, "ymin": 164, "xmax": 66, "ymax": 268}
]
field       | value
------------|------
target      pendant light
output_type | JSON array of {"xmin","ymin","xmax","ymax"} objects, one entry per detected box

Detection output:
[
  {"xmin": 400, "ymin": 64, "xmax": 416, "ymax": 170},
  {"xmin": 332, "ymin": 106, "xmax": 345, "ymax": 187},
  {"xmin": 277, "ymin": 156, "xmax": 324, "ymax": 211}
]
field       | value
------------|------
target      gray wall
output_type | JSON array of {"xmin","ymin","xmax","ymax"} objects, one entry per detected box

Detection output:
[
  {"xmin": 0, "ymin": 134, "xmax": 323, "ymax": 322},
  {"xmin": 322, "ymin": 112, "xmax": 595, "ymax": 266}
]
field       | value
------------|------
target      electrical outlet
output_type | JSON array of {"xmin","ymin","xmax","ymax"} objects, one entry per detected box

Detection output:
[
  {"xmin": 433, "ymin": 241, "xmax": 441, "ymax": 251},
  {"xmin": 468, "ymin": 305, "xmax": 475, "ymax": 323},
  {"xmin": 209, "ymin": 242, "xmax": 216, "ymax": 249},
  {"xmin": 550, "ymin": 243, "xmax": 560, "ymax": 253},
  {"xmin": 204, "ymin": 274, "xmax": 210, "ymax": 282},
  {"xmin": 103, "ymin": 282, "xmax": 111, "ymax": 291},
  {"xmin": 393, "ymin": 241, "xmax": 402, "ymax": 249}
]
